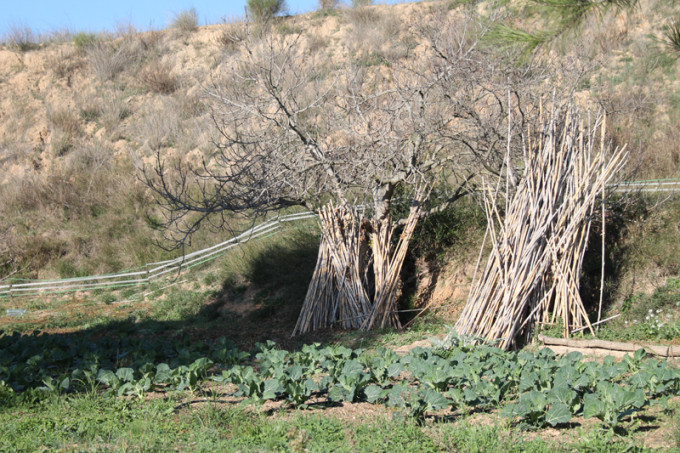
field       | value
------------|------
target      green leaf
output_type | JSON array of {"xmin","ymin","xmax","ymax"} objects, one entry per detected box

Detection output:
[
  {"xmin": 364, "ymin": 384, "xmax": 384, "ymax": 403},
  {"xmin": 328, "ymin": 384, "xmax": 347, "ymax": 402},
  {"xmin": 583, "ymin": 393, "xmax": 605, "ymax": 419},
  {"xmin": 116, "ymin": 367, "xmax": 135, "ymax": 383},
  {"xmin": 262, "ymin": 379, "xmax": 282, "ymax": 400},
  {"xmin": 422, "ymin": 389, "xmax": 449, "ymax": 411},
  {"xmin": 386, "ymin": 362, "xmax": 404, "ymax": 379},
  {"xmin": 59, "ymin": 376, "xmax": 70, "ymax": 391},
  {"xmin": 155, "ymin": 363, "xmax": 171, "ymax": 383},
  {"xmin": 525, "ymin": 390, "xmax": 547, "ymax": 411},
  {"xmin": 545, "ymin": 403, "xmax": 572, "ymax": 426},
  {"xmin": 621, "ymin": 388, "xmax": 646, "ymax": 409},
  {"xmin": 304, "ymin": 378, "xmax": 317, "ymax": 394}
]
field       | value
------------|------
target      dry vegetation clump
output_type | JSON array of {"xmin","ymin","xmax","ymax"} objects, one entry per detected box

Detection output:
[
  {"xmin": 171, "ymin": 8, "xmax": 199, "ymax": 34},
  {"xmin": 46, "ymin": 49, "xmax": 83, "ymax": 80},
  {"xmin": 4, "ymin": 24, "xmax": 39, "ymax": 51},
  {"xmin": 138, "ymin": 59, "xmax": 178, "ymax": 94},
  {"xmin": 46, "ymin": 107, "xmax": 81, "ymax": 157},
  {"xmin": 86, "ymin": 40, "xmax": 134, "ymax": 81},
  {"xmin": 318, "ymin": 0, "xmax": 338, "ymax": 11},
  {"xmin": 216, "ymin": 21, "xmax": 248, "ymax": 54},
  {"xmin": 246, "ymin": 0, "xmax": 287, "ymax": 23}
]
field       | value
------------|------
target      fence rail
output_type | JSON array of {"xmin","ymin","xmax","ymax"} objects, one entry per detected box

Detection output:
[
  {"xmin": 612, "ymin": 178, "xmax": 680, "ymax": 193},
  {"xmin": 0, "ymin": 212, "xmax": 317, "ymax": 300}
]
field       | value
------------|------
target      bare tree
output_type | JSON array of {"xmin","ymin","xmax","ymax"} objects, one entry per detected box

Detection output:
[{"xmin": 146, "ymin": 12, "xmax": 542, "ymax": 334}]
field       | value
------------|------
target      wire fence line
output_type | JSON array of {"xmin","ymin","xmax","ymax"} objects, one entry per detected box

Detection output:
[
  {"xmin": 1, "ymin": 178, "xmax": 678, "ymax": 302},
  {"xmin": 0, "ymin": 211, "xmax": 317, "ymax": 300},
  {"xmin": 612, "ymin": 178, "xmax": 680, "ymax": 193}
]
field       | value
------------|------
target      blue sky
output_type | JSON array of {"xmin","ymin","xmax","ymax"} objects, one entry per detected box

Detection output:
[{"xmin": 1, "ymin": 0, "xmax": 413, "ymax": 38}]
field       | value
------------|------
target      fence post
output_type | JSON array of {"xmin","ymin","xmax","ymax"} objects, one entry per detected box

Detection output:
[
  {"xmin": 145, "ymin": 264, "xmax": 150, "ymax": 285},
  {"xmin": 8, "ymin": 284, "xmax": 13, "ymax": 304}
]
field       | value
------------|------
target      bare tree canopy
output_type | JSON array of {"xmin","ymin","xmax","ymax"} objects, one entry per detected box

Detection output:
[{"xmin": 146, "ymin": 10, "xmax": 545, "ymax": 334}]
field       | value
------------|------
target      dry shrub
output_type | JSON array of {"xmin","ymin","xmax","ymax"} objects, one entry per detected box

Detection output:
[
  {"xmin": 138, "ymin": 30, "xmax": 167, "ymax": 53},
  {"xmin": 344, "ymin": 5, "xmax": 380, "ymax": 26},
  {"xmin": 176, "ymin": 89, "xmax": 206, "ymax": 118},
  {"xmin": 319, "ymin": 0, "xmax": 338, "ymax": 10},
  {"xmin": 5, "ymin": 24, "xmax": 38, "ymax": 51},
  {"xmin": 86, "ymin": 39, "xmax": 139, "ymax": 81},
  {"xmin": 47, "ymin": 107, "xmax": 81, "ymax": 157},
  {"xmin": 171, "ymin": 8, "xmax": 198, "ymax": 33},
  {"xmin": 100, "ymin": 91, "xmax": 133, "ymax": 133},
  {"xmin": 46, "ymin": 49, "xmax": 82, "ymax": 79},
  {"xmin": 47, "ymin": 107, "xmax": 81, "ymax": 137},
  {"xmin": 345, "ymin": 8, "xmax": 404, "ymax": 63},
  {"xmin": 138, "ymin": 60, "xmax": 178, "ymax": 94},
  {"xmin": 216, "ymin": 20, "xmax": 248, "ymax": 54},
  {"xmin": 307, "ymin": 34, "xmax": 328, "ymax": 54},
  {"xmin": 135, "ymin": 99, "xmax": 182, "ymax": 151}
]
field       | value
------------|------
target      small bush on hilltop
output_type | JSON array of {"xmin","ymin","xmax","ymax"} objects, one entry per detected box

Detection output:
[
  {"xmin": 72, "ymin": 32, "xmax": 97, "ymax": 50},
  {"xmin": 247, "ymin": 0, "xmax": 287, "ymax": 23},
  {"xmin": 319, "ymin": 0, "xmax": 338, "ymax": 11},
  {"xmin": 5, "ymin": 24, "xmax": 38, "ymax": 51},
  {"xmin": 172, "ymin": 8, "xmax": 198, "ymax": 33}
]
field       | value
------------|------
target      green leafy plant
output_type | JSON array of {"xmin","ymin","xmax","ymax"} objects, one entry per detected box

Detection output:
[{"xmin": 583, "ymin": 381, "xmax": 646, "ymax": 428}]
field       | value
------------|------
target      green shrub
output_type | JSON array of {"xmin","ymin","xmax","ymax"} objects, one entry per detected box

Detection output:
[
  {"xmin": 72, "ymin": 32, "xmax": 97, "ymax": 49},
  {"xmin": 664, "ymin": 19, "xmax": 680, "ymax": 56},
  {"xmin": 172, "ymin": 8, "xmax": 198, "ymax": 33},
  {"xmin": 247, "ymin": 0, "xmax": 287, "ymax": 23},
  {"xmin": 352, "ymin": 0, "xmax": 373, "ymax": 6}
]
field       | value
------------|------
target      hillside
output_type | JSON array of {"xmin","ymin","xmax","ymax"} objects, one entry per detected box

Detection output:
[{"xmin": 1, "ymin": 0, "xmax": 680, "ymax": 322}]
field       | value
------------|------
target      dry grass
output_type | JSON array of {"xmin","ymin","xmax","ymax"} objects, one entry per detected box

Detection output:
[
  {"xmin": 134, "ymin": 99, "xmax": 182, "ymax": 151},
  {"xmin": 86, "ymin": 40, "xmax": 139, "ymax": 81},
  {"xmin": 99, "ymin": 90, "xmax": 133, "ymax": 133},
  {"xmin": 46, "ymin": 49, "xmax": 82, "ymax": 79},
  {"xmin": 138, "ymin": 60, "xmax": 178, "ymax": 94}
]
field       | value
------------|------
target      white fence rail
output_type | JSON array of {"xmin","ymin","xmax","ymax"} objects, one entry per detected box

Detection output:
[
  {"xmin": 613, "ymin": 179, "xmax": 680, "ymax": 193},
  {"xmin": 0, "ymin": 212, "xmax": 317, "ymax": 300}
]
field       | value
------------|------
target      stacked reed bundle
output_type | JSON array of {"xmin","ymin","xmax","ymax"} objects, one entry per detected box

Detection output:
[
  {"xmin": 454, "ymin": 103, "xmax": 627, "ymax": 349},
  {"xmin": 293, "ymin": 189, "xmax": 425, "ymax": 335}
]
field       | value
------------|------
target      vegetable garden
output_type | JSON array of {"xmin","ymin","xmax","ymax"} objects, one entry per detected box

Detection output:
[{"xmin": 2, "ymin": 330, "xmax": 679, "ymax": 433}]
